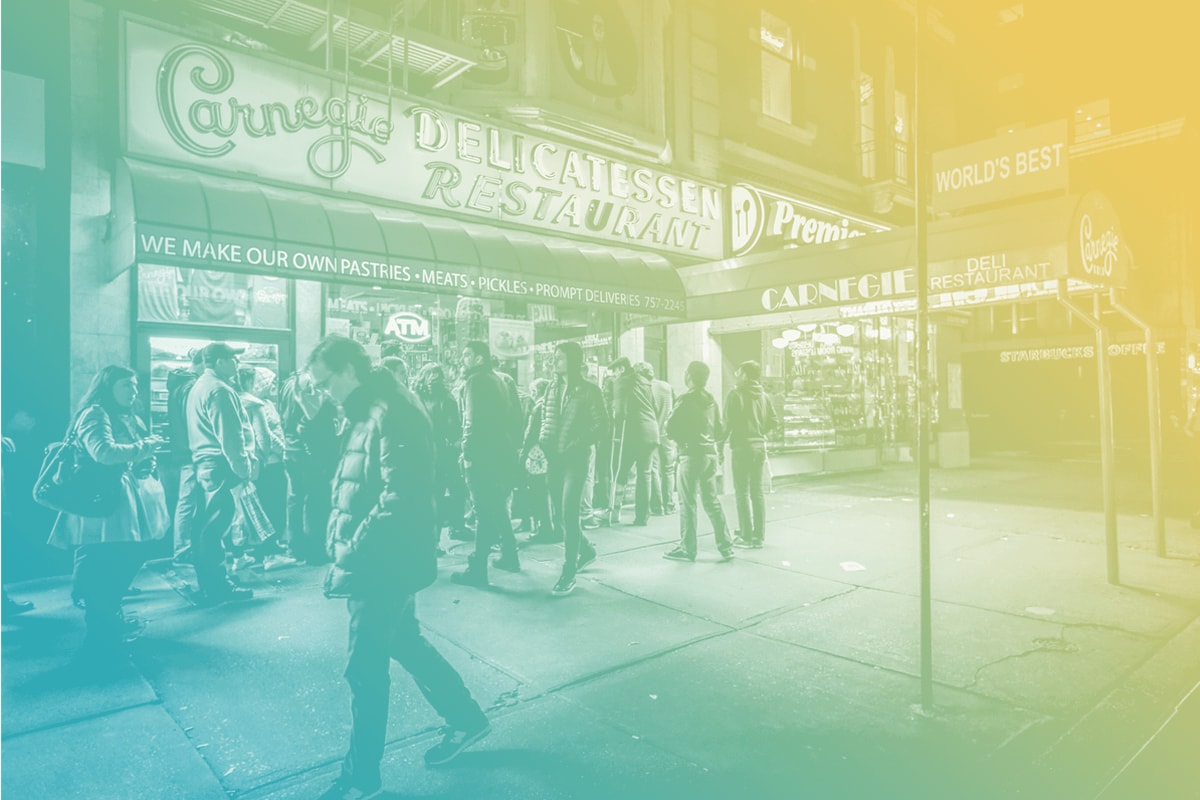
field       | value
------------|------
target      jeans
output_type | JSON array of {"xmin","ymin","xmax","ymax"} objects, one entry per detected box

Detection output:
[
  {"xmin": 73, "ymin": 541, "xmax": 149, "ymax": 645},
  {"xmin": 548, "ymin": 446, "xmax": 591, "ymax": 578},
  {"xmin": 465, "ymin": 461, "xmax": 516, "ymax": 569},
  {"xmin": 284, "ymin": 457, "xmax": 334, "ymax": 561},
  {"xmin": 649, "ymin": 440, "xmax": 678, "ymax": 514},
  {"xmin": 731, "ymin": 445, "xmax": 767, "ymax": 542},
  {"xmin": 173, "ymin": 462, "xmax": 202, "ymax": 558},
  {"xmin": 613, "ymin": 438, "xmax": 655, "ymax": 522},
  {"xmin": 342, "ymin": 593, "xmax": 486, "ymax": 790},
  {"xmin": 193, "ymin": 456, "xmax": 237, "ymax": 593},
  {"xmin": 677, "ymin": 453, "xmax": 729, "ymax": 556}
]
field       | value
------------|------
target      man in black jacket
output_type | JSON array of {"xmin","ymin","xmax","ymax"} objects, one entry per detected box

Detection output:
[
  {"xmin": 310, "ymin": 335, "xmax": 489, "ymax": 800},
  {"xmin": 452, "ymin": 341, "xmax": 524, "ymax": 587},
  {"xmin": 663, "ymin": 361, "xmax": 732, "ymax": 562},
  {"xmin": 723, "ymin": 360, "xmax": 779, "ymax": 548}
]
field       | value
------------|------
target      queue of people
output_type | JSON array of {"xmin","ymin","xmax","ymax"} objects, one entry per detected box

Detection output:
[{"xmin": 31, "ymin": 334, "xmax": 780, "ymax": 799}]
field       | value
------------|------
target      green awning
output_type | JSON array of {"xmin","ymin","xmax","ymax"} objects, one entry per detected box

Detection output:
[{"xmin": 112, "ymin": 159, "xmax": 686, "ymax": 317}]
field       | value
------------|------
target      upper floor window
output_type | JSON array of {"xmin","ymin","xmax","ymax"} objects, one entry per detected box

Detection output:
[{"xmin": 758, "ymin": 10, "xmax": 805, "ymax": 126}]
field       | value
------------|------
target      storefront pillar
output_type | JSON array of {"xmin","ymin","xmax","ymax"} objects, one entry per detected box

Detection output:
[{"xmin": 933, "ymin": 315, "xmax": 971, "ymax": 468}]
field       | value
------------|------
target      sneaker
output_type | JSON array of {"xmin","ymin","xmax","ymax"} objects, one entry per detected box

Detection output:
[
  {"xmin": 662, "ymin": 547, "xmax": 695, "ymax": 562},
  {"xmin": 551, "ymin": 574, "xmax": 576, "ymax": 596},
  {"xmin": 581, "ymin": 516, "xmax": 600, "ymax": 531},
  {"xmin": 424, "ymin": 720, "xmax": 491, "ymax": 767},
  {"xmin": 262, "ymin": 553, "xmax": 300, "ymax": 571},
  {"xmin": 718, "ymin": 548, "xmax": 735, "ymax": 562},
  {"xmin": 576, "ymin": 545, "xmax": 597, "ymax": 571},
  {"xmin": 450, "ymin": 568, "xmax": 488, "ymax": 588},
  {"xmin": 317, "ymin": 777, "xmax": 382, "ymax": 800},
  {"xmin": 731, "ymin": 536, "xmax": 755, "ymax": 549},
  {"xmin": 230, "ymin": 554, "xmax": 257, "ymax": 572},
  {"xmin": 492, "ymin": 554, "xmax": 521, "ymax": 573}
]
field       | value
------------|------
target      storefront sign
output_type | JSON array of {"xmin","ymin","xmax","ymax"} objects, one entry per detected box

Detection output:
[
  {"xmin": 729, "ymin": 184, "xmax": 886, "ymax": 257},
  {"xmin": 999, "ymin": 341, "xmax": 1167, "ymax": 363},
  {"xmin": 1067, "ymin": 192, "xmax": 1129, "ymax": 287},
  {"xmin": 123, "ymin": 20, "xmax": 722, "ymax": 259},
  {"xmin": 136, "ymin": 226, "xmax": 685, "ymax": 316},
  {"xmin": 761, "ymin": 268, "xmax": 915, "ymax": 312},
  {"xmin": 932, "ymin": 121, "xmax": 1068, "ymax": 213}
]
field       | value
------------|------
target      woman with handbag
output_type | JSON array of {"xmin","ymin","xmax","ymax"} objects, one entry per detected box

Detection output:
[{"xmin": 47, "ymin": 365, "xmax": 167, "ymax": 665}]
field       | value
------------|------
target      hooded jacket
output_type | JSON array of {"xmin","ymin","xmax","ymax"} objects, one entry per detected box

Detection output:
[
  {"xmin": 723, "ymin": 381, "xmax": 780, "ymax": 448},
  {"xmin": 665, "ymin": 389, "xmax": 723, "ymax": 455},
  {"xmin": 611, "ymin": 372, "xmax": 659, "ymax": 446}
]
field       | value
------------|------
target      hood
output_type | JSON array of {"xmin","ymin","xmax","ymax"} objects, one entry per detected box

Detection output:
[
  {"xmin": 166, "ymin": 367, "xmax": 197, "ymax": 391},
  {"xmin": 737, "ymin": 381, "xmax": 767, "ymax": 399}
]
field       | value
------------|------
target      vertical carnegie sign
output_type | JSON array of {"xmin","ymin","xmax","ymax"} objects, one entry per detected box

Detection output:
[{"xmin": 123, "ymin": 19, "xmax": 723, "ymax": 259}]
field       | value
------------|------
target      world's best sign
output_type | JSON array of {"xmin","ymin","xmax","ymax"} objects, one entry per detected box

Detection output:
[{"xmin": 932, "ymin": 121, "xmax": 1068, "ymax": 214}]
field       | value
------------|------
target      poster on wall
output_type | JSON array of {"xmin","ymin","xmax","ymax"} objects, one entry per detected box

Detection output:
[{"xmin": 490, "ymin": 318, "xmax": 535, "ymax": 386}]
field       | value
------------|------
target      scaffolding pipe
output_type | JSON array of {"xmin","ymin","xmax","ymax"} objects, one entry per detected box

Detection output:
[
  {"xmin": 1108, "ymin": 289, "xmax": 1166, "ymax": 557},
  {"xmin": 1058, "ymin": 284, "xmax": 1119, "ymax": 584}
]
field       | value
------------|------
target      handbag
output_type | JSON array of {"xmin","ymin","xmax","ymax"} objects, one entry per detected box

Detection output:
[
  {"xmin": 32, "ymin": 412, "xmax": 123, "ymax": 517},
  {"xmin": 524, "ymin": 444, "xmax": 548, "ymax": 476}
]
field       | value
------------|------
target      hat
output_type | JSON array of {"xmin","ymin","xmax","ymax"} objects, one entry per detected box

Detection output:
[
  {"xmin": 201, "ymin": 342, "xmax": 245, "ymax": 366},
  {"xmin": 608, "ymin": 356, "xmax": 632, "ymax": 372}
]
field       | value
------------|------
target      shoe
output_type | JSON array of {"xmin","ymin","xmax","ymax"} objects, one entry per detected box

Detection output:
[
  {"xmin": 424, "ymin": 720, "xmax": 491, "ymax": 767},
  {"xmin": 732, "ymin": 536, "xmax": 755, "ymax": 549},
  {"xmin": 492, "ymin": 554, "xmax": 521, "ymax": 573},
  {"xmin": 450, "ymin": 568, "xmax": 488, "ymax": 588},
  {"xmin": 718, "ymin": 548, "xmax": 735, "ymax": 562},
  {"xmin": 576, "ymin": 545, "xmax": 597, "ymax": 571},
  {"xmin": 230, "ymin": 554, "xmax": 257, "ymax": 572},
  {"xmin": 581, "ymin": 516, "xmax": 600, "ymax": 531},
  {"xmin": 662, "ymin": 547, "xmax": 694, "ymax": 562},
  {"xmin": 262, "ymin": 553, "xmax": 300, "ymax": 571},
  {"xmin": 317, "ymin": 777, "xmax": 383, "ymax": 800},
  {"xmin": 551, "ymin": 574, "xmax": 576, "ymax": 596}
]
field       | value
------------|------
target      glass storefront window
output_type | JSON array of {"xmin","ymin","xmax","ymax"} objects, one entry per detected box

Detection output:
[{"xmin": 138, "ymin": 264, "xmax": 290, "ymax": 329}]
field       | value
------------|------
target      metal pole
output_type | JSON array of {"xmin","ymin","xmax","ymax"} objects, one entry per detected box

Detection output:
[
  {"xmin": 914, "ymin": 0, "xmax": 933, "ymax": 712},
  {"xmin": 1109, "ymin": 289, "xmax": 1165, "ymax": 557}
]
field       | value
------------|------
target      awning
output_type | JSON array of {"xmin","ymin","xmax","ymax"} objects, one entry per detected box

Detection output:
[
  {"xmin": 112, "ymin": 159, "xmax": 686, "ymax": 318},
  {"xmin": 681, "ymin": 192, "xmax": 1131, "ymax": 321}
]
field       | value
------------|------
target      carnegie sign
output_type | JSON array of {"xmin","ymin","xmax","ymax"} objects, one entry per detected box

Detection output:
[
  {"xmin": 932, "ymin": 121, "xmax": 1068, "ymax": 213},
  {"xmin": 729, "ymin": 184, "xmax": 887, "ymax": 257},
  {"xmin": 123, "ymin": 19, "xmax": 723, "ymax": 259}
]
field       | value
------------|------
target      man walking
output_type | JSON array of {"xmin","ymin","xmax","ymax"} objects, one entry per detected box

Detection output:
[
  {"xmin": 608, "ymin": 357, "xmax": 659, "ymax": 526},
  {"xmin": 663, "ymin": 361, "xmax": 732, "ymax": 562},
  {"xmin": 452, "ymin": 341, "xmax": 524, "ymax": 586},
  {"xmin": 311, "ymin": 335, "xmax": 489, "ymax": 800},
  {"xmin": 186, "ymin": 342, "xmax": 256, "ymax": 603},
  {"xmin": 723, "ymin": 360, "xmax": 779, "ymax": 548},
  {"xmin": 540, "ymin": 341, "xmax": 608, "ymax": 596}
]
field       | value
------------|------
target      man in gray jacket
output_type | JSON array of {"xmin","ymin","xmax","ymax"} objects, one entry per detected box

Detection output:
[
  {"xmin": 186, "ymin": 342, "xmax": 255, "ymax": 603},
  {"xmin": 608, "ymin": 357, "xmax": 659, "ymax": 526},
  {"xmin": 723, "ymin": 360, "xmax": 780, "ymax": 548}
]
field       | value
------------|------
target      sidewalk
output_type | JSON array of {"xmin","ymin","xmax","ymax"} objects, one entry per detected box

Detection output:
[{"xmin": 4, "ymin": 457, "xmax": 1200, "ymax": 799}]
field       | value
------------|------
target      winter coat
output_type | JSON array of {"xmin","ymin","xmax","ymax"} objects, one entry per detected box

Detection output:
[
  {"xmin": 278, "ymin": 373, "xmax": 341, "ymax": 467},
  {"xmin": 47, "ymin": 405, "xmax": 168, "ymax": 548},
  {"xmin": 324, "ymin": 373, "xmax": 438, "ymax": 598},
  {"xmin": 611, "ymin": 372, "xmax": 659, "ymax": 447},
  {"xmin": 665, "ymin": 389, "xmax": 723, "ymax": 456},
  {"xmin": 539, "ymin": 375, "xmax": 608, "ymax": 458},
  {"xmin": 165, "ymin": 367, "xmax": 198, "ymax": 464},
  {"xmin": 417, "ymin": 384, "xmax": 462, "ymax": 453},
  {"xmin": 723, "ymin": 381, "xmax": 780, "ymax": 448},
  {"xmin": 649, "ymin": 379, "xmax": 676, "ymax": 446},
  {"xmin": 460, "ymin": 364, "xmax": 523, "ymax": 467}
]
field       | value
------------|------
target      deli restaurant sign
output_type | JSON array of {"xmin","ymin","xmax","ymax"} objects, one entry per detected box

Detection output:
[
  {"xmin": 932, "ymin": 121, "xmax": 1068, "ymax": 213},
  {"xmin": 122, "ymin": 19, "xmax": 723, "ymax": 259}
]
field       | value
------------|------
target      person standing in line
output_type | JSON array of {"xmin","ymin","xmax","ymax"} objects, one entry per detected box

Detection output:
[
  {"xmin": 414, "ymin": 363, "xmax": 470, "ymax": 542},
  {"xmin": 607, "ymin": 357, "xmax": 659, "ymax": 526},
  {"xmin": 540, "ymin": 341, "xmax": 608, "ymax": 596},
  {"xmin": 237, "ymin": 366, "xmax": 295, "ymax": 569},
  {"xmin": 723, "ymin": 360, "xmax": 779, "ymax": 549},
  {"xmin": 451, "ymin": 341, "xmax": 524, "ymax": 587},
  {"xmin": 186, "ymin": 343, "xmax": 257, "ymax": 603},
  {"xmin": 310, "ymin": 336, "xmax": 490, "ymax": 800},
  {"xmin": 519, "ymin": 378, "xmax": 554, "ymax": 542},
  {"xmin": 662, "ymin": 361, "xmax": 733, "ymax": 563},
  {"xmin": 47, "ymin": 365, "xmax": 167, "ymax": 664},
  {"xmin": 637, "ymin": 362, "xmax": 677, "ymax": 516},
  {"xmin": 278, "ymin": 370, "xmax": 341, "ymax": 565},
  {"xmin": 165, "ymin": 349, "xmax": 203, "ymax": 563},
  {"xmin": 381, "ymin": 356, "xmax": 410, "ymax": 390}
]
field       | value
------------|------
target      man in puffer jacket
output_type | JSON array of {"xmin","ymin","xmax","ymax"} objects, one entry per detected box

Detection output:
[
  {"xmin": 539, "ymin": 341, "xmax": 609, "ymax": 596},
  {"xmin": 663, "ymin": 361, "xmax": 732, "ymax": 562},
  {"xmin": 310, "ymin": 336, "xmax": 489, "ymax": 800},
  {"xmin": 722, "ymin": 360, "xmax": 780, "ymax": 548}
]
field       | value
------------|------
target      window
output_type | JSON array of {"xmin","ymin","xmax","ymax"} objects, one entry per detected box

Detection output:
[
  {"xmin": 857, "ymin": 73, "xmax": 876, "ymax": 179},
  {"xmin": 758, "ymin": 10, "xmax": 802, "ymax": 125},
  {"xmin": 137, "ymin": 265, "xmax": 290, "ymax": 329},
  {"xmin": 893, "ymin": 89, "xmax": 909, "ymax": 183}
]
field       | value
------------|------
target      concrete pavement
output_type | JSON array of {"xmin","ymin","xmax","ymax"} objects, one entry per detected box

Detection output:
[{"xmin": 4, "ymin": 455, "xmax": 1200, "ymax": 799}]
